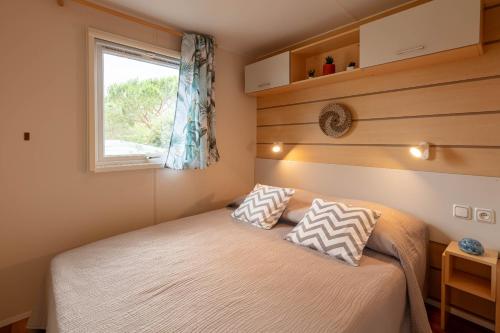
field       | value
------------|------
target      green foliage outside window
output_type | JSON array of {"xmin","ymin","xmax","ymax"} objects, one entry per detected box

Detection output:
[{"xmin": 104, "ymin": 76, "xmax": 178, "ymax": 149}]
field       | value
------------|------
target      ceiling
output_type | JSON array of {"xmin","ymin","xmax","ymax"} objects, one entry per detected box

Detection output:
[{"xmin": 96, "ymin": 0, "xmax": 412, "ymax": 57}]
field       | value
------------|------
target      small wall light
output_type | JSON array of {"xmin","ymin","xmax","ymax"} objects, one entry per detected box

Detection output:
[
  {"xmin": 271, "ymin": 142, "xmax": 283, "ymax": 153},
  {"xmin": 409, "ymin": 142, "xmax": 430, "ymax": 160}
]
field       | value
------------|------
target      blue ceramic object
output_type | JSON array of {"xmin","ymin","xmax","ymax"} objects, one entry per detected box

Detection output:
[{"xmin": 458, "ymin": 238, "xmax": 484, "ymax": 256}]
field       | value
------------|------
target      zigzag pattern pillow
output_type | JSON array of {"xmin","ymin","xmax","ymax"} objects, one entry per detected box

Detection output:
[
  {"xmin": 232, "ymin": 184, "xmax": 295, "ymax": 229},
  {"xmin": 285, "ymin": 199, "xmax": 379, "ymax": 266}
]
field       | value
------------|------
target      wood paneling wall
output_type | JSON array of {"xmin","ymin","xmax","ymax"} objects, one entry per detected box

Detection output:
[{"xmin": 256, "ymin": 6, "xmax": 500, "ymax": 177}]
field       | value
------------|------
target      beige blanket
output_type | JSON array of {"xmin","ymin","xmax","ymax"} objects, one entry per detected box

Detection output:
[
  {"xmin": 29, "ymin": 207, "xmax": 429, "ymax": 333},
  {"xmin": 282, "ymin": 190, "xmax": 431, "ymax": 333}
]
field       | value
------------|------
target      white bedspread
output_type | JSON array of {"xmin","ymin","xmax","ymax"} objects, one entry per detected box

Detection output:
[{"xmin": 29, "ymin": 208, "xmax": 426, "ymax": 333}]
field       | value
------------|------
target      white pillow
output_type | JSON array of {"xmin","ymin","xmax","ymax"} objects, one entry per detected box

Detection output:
[
  {"xmin": 285, "ymin": 199, "xmax": 379, "ymax": 266},
  {"xmin": 232, "ymin": 184, "xmax": 295, "ymax": 229}
]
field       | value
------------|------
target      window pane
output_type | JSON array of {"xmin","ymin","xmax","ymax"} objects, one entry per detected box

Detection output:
[{"xmin": 103, "ymin": 52, "xmax": 179, "ymax": 157}]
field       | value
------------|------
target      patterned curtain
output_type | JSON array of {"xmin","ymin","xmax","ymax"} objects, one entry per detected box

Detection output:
[{"xmin": 165, "ymin": 34, "xmax": 219, "ymax": 170}]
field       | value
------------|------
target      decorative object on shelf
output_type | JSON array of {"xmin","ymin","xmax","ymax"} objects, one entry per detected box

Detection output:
[
  {"xmin": 323, "ymin": 56, "xmax": 335, "ymax": 75},
  {"xmin": 458, "ymin": 238, "xmax": 485, "ymax": 256},
  {"xmin": 307, "ymin": 69, "xmax": 315, "ymax": 79},
  {"xmin": 318, "ymin": 103, "xmax": 352, "ymax": 138},
  {"xmin": 346, "ymin": 62, "xmax": 356, "ymax": 71}
]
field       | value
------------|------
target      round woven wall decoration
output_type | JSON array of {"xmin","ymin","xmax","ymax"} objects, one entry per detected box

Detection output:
[{"xmin": 318, "ymin": 103, "xmax": 352, "ymax": 138}]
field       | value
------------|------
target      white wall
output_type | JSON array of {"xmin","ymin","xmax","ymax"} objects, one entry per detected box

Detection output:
[
  {"xmin": 255, "ymin": 158, "xmax": 500, "ymax": 250},
  {"xmin": 0, "ymin": 0, "xmax": 255, "ymax": 323}
]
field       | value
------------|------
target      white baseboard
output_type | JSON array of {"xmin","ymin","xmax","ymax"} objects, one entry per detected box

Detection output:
[
  {"xmin": 0, "ymin": 311, "xmax": 31, "ymax": 328},
  {"xmin": 426, "ymin": 298, "xmax": 494, "ymax": 331}
]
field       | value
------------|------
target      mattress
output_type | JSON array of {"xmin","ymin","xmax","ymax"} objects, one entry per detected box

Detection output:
[{"xmin": 30, "ymin": 207, "xmax": 424, "ymax": 333}]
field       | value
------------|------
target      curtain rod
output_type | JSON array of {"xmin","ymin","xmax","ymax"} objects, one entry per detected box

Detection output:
[{"xmin": 57, "ymin": 0, "xmax": 184, "ymax": 37}]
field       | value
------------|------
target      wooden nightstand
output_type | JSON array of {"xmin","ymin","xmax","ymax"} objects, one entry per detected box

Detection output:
[{"xmin": 441, "ymin": 241, "xmax": 499, "ymax": 331}]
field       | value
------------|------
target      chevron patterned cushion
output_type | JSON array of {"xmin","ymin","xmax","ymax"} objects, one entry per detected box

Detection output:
[
  {"xmin": 285, "ymin": 199, "xmax": 379, "ymax": 266},
  {"xmin": 232, "ymin": 184, "xmax": 295, "ymax": 229}
]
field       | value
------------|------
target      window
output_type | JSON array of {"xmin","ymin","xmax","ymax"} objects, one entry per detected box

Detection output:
[{"xmin": 88, "ymin": 29, "xmax": 180, "ymax": 172}]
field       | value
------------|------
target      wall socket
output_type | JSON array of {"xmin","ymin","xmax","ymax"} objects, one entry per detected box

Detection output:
[
  {"xmin": 474, "ymin": 208, "xmax": 496, "ymax": 224},
  {"xmin": 453, "ymin": 205, "xmax": 496, "ymax": 224}
]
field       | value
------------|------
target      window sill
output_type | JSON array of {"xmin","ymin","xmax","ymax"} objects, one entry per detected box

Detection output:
[{"xmin": 92, "ymin": 161, "xmax": 163, "ymax": 173}]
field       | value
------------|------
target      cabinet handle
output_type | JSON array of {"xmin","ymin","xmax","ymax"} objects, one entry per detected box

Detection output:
[
  {"xmin": 257, "ymin": 82, "xmax": 271, "ymax": 88},
  {"xmin": 396, "ymin": 45, "xmax": 425, "ymax": 56}
]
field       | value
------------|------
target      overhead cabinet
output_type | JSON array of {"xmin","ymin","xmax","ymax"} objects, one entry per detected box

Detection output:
[
  {"xmin": 244, "ymin": 51, "xmax": 290, "ymax": 93},
  {"xmin": 245, "ymin": 0, "xmax": 482, "ymax": 96},
  {"xmin": 360, "ymin": 0, "xmax": 481, "ymax": 68}
]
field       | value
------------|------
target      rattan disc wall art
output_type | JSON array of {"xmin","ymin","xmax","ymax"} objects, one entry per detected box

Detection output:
[{"xmin": 318, "ymin": 103, "xmax": 352, "ymax": 138}]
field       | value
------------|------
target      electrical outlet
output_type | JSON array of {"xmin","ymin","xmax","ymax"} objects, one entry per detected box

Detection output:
[{"xmin": 474, "ymin": 208, "xmax": 495, "ymax": 224}]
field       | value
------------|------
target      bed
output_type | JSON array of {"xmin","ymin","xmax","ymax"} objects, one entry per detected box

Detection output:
[{"xmin": 28, "ymin": 191, "xmax": 430, "ymax": 333}]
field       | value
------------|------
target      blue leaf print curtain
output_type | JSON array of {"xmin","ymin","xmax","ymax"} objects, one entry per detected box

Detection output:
[{"xmin": 165, "ymin": 33, "xmax": 219, "ymax": 170}]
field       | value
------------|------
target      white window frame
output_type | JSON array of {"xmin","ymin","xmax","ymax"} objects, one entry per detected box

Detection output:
[{"xmin": 87, "ymin": 28, "xmax": 180, "ymax": 173}]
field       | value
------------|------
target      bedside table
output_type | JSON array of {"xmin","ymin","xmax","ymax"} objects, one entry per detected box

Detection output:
[{"xmin": 440, "ymin": 241, "xmax": 499, "ymax": 331}]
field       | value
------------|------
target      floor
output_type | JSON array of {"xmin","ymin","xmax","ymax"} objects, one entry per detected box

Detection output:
[
  {"xmin": 0, "ymin": 307, "xmax": 493, "ymax": 333},
  {"xmin": 426, "ymin": 305, "xmax": 493, "ymax": 333},
  {"xmin": 0, "ymin": 318, "xmax": 28, "ymax": 333}
]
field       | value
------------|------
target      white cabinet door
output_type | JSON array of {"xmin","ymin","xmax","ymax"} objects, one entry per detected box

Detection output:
[
  {"xmin": 245, "ymin": 52, "xmax": 290, "ymax": 93},
  {"xmin": 360, "ymin": 0, "xmax": 481, "ymax": 68}
]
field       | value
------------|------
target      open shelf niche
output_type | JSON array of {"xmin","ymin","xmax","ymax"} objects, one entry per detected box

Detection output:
[
  {"xmin": 443, "ymin": 242, "xmax": 498, "ymax": 302},
  {"xmin": 290, "ymin": 28, "xmax": 360, "ymax": 84}
]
